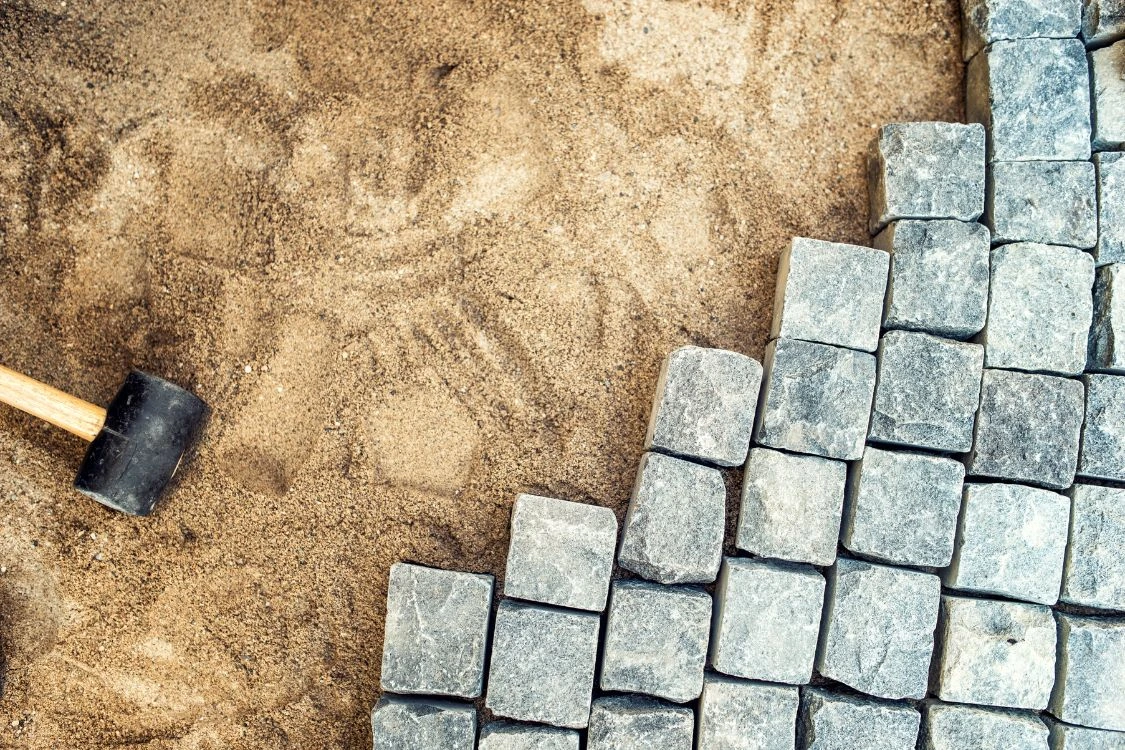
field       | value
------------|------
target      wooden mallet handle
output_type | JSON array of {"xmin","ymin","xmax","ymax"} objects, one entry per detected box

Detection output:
[{"xmin": 0, "ymin": 364, "xmax": 107, "ymax": 442}]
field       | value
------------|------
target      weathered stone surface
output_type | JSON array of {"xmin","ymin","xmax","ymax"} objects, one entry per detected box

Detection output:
[
  {"xmin": 587, "ymin": 696, "xmax": 694, "ymax": 750},
  {"xmin": 1090, "ymin": 264, "xmax": 1125, "ymax": 373},
  {"xmin": 698, "ymin": 676, "xmax": 799, "ymax": 750},
  {"xmin": 922, "ymin": 703, "xmax": 1048, "ymax": 750},
  {"xmin": 1079, "ymin": 374, "xmax": 1125, "ymax": 482},
  {"xmin": 967, "ymin": 38, "xmax": 1092, "ymax": 162},
  {"xmin": 710, "ymin": 557, "xmax": 825, "ymax": 685},
  {"xmin": 968, "ymin": 369, "xmax": 1085, "ymax": 489},
  {"xmin": 618, "ymin": 452, "xmax": 725, "ymax": 585},
  {"xmin": 799, "ymin": 689, "xmax": 921, "ymax": 750},
  {"xmin": 961, "ymin": 0, "xmax": 1082, "ymax": 60},
  {"xmin": 1083, "ymin": 0, "xmax": 1125, "ymax": 45},
  {"xmin": 874, "ymin": 219, "xmax": 990, "ymax": 339},
  {"xmin": 842, "ymin": 447, "xmax": 964, "ymax": 568},
  {"xmin": 1095, "ymin": 153, "xmax": 1125, "ymax": 266},
  {"xmin": 736, "ymin": 447, "xmax": 845, "ymax": 566},
  {"xmin": 816, "ymin": 558, "xmax": 940, "ymax": 700},
  {"xmin": 504, "ymin": 493, "xmax": 617, "ymax": 612},
  {"xmin": 599, "ymin": 581, "xmax": 711, "ymax": 704},
  {"xmin": 371, "ymin": 696, "xmax": 476, "ymax": 750},
  {"xmin": 478, "ymin": 722, "xmax": 580, "ymax": 750},
  {"xmin": 1051, "ymin": 723, "xmax": 1125, "ymax": 750},
  {"xmin": 1092, "ymin": 41, "xmax": 1125, "ymax": 151},
  {"xmin": 1051, "ymin": 615, "xmax": 1125, "ymax": 732},
  {"xmin": 485, "ymin": 600, "xmax": 600, "ymax": 729},
  {"xmin": 935, "ymin": 595, "xmax": 1057, "ymax": 710},
  {"xmin": 754, "ymin": 338, "xmax": 877, "ymax": 461},
  {"xmin": 988, "ymin": 161, "xmax": 1098, "ymax": 248},
  {"xmin": 945, "ymin": 483, "xmax": 1070, "ymax": 605},
  {"xmin": 770, "ymin": 237, "xmax": 889, "ymax": 352},
  {"xmin": 380, "ymin": 563, "xmax": 494, "ymax": 698},
  {"xmin": 645, "ymin": 346, "xmax": 763, "ymax": 468},
  {"xmin": 1062, "ymin": 484, "xmax": 1125, "ymax": 611}
]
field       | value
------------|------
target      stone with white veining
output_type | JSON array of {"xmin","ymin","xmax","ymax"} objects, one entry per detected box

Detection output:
[
  {"xmin": 1095, "ymin": 153, "xmax": 1125, "ymax": 266},
  {"xmin": 922, "ymin": 703, "xmax": 1048, "ymax": 750},
  {"xmin": 371, "ymin": 696, "xmax": 476, "ymax": 750},
  {"xmin": 478, "ymin": 722, "xmax": 580, "ymax": 750},
  {"xmin": 800, "ymin": 689, "xmax": 921, "ymax": 750},
  {"xmin": 1083, "ymin": 0, "xmax": 1125, "ymax": 45},
  {"xmin": 698, "ymin": 675, "xmax": 799, "ymax": 750},
  {"xmin": 961, "ymin": 0, "xmax": 1082, "ymax": 60},
  {"xmin": 587, "ymin": 696, "xmax": 694, "ymax": 750},
  {"xmin": 1051, "ymin": 615, "xmax": 1125, "ymax": 732},
  {"xmin": 1090, "ymin": 264, "xmax": 1125, "ymax": 373},
  {"xmin": 1079, "ymin": 374, "xmax": 1125, "ymax": 483},
  {"xmin": 1091, "ymin": 41, "xmax": 1125, "ymax": 151},
  {"xmin": 988, "ymin": 161, "xmax": 1098, "ymax": 249},
  {"xmin": 1061, "ymin": 484, "xmax": 1125, "ymax": 612}
]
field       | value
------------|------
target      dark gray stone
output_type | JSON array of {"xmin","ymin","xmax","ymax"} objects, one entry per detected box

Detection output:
[
  {"xmin": 1092, "ymin": 41, "xmax": 1125, "ymax": 151},
  {"xmin": 754, "ymin": 338, "xmax": 877, "ymax": 462},
  {"xmin": 371, "ymin": 697, "xmax": 476, "ymax": 750},
  {"xmin": 874, "ymin": 219, "xmax": 990, "ymax": 339},
  {"xmin": 478, "ymin": 722, "xmax": 580, "ymax": 750},
  {"xmin": 1095, "ymin": 153, "xmax": 1124, "ymax": 266},
  {"xmin": 1083, "ymin": 0, "xmax": 1125, "ymax": 45},
  {"xmin": 800, "ymin": 689, "xmax": 921, "ymax": 750},
  {"xmin": 961, "ymin": 0, "xmax": 1082, "ymax": 60},
  {"xmin": 988, "ymin": 161, "xmax": 1098, "ymax": 248},
  {"xmin": 587, "ymin": 696, "xmax": 694, "ymax": 750},
  {"xmin": 1061, "ymin": 484, "xmax": 1125, "ymax": 612},
  {"xmin": 1079, "ymin": 374, "xmax": 1125, "ymax": 482},
  {"xmin": 1090, "ymin": 264, "xmax": 1125, "ymax": 373},
  {"xmin": 922, "ymin": 703, "xmax": 1048, "ymax": 750},
  {"xmin": 618, "ymin": 451, "xmax": 726, "ymax": 585},
  {"xmin": 1051, "ymin": 615, "xmax": 1125, "ymax": 732},
  {"xmin": 698, "ymin": 676, "xmax": 799, "ymax": 750},
  {"xmin": 1051, "ymin": 722, "xmax": 1125, "ymax": 749}
]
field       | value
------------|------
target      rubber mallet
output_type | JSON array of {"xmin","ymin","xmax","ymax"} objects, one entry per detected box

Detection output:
[{"xmin": 0, "ymin": 365, "xmax": 208, "ymax": 516}]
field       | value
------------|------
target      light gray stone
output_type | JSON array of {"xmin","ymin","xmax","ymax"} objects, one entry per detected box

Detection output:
[
  {"xmin": 988, "ymin": 162, "xmax": 1098, "ymax": 248},
  {"xmin": 618, "ymin": 451, "xmax": 726, "ymax": 585},
  {"xmin": 1095, "ymin": 153, "xmax": 1125, "ymax": 266},
  {"xmin": 587, "ymin": 696, "xmax": 694, "ymax": 750},
  {"xmin": 645, "ymin": 346, "xmax": 764, "ymax": 468},
  {"xmin": 868, "ymin": 330, "xmax": 984, "ymax": 453},
  {"xmin": 922, "ymin": 703, "xmax": 1048, "ymax": 750},
  {"xmin": 754, "ymin": 338, "xmax": 877, "ymax": 461},
  {"xmin": 1080, "ymin": 374, "xmax": 1125, "ymax": 482},
  {"xmin": 1062, "ymin": 484, "xmax": 1125, "ymax": 612},
  {"xmin": 504, "ymin": 493, "xmax": 617, "ymax": 612},
  {"xmin": 371, "ymin": 696, "xmax": 476, "ymax": 750},
  {"xmin": 799, "ymin": 689, "xmax": 921, "ymax": 750},
  {"xmin": 1092, "ymin": 41, "xmax": 1125, "ymax": 151},
  {"xmin": 945, "ymin": 483, "xmax": 1070, "ymax": 605},
  {"xmin": 485, "ymin": 600, "xmax": 600, "ymax": 729},
  {"xmin": 1083, "ymin": 0, "xmax": 1125, "ymax": 45},
  {"xmin": 1051, "ymin": 615, "xmax": 1125, "ymax": 732},
  {"xmin": 478, "ymin": 722, "xmax": 580, "ymax": 750},
  {"xmin": 1090, "ymin": 264, "xmax": 1125, "ymax": 373},
  {"xmin": 816, "ymin": 558, "xmax": 941, "ymax": 700},
  {"xmin": 961, "ymin": 0, "xmax": 1083, "ymax": 60},
  {"xmin": 874, "ymin": 219, "xmax": 990, "ymax": 339},
  {"xmin": 380, "ymin": 563, "xmax": 494, "ymax": 699},
  {"xmin": 599, "ymin": 581, "xmax": 711, "ymax": 704},
  {"xmin": 710, "ymin": 557, "xmax": 825, "ymax": 685},
  {"xmin": 842, "ymin": 447, "xmax": 964, "ymax": 568},
  {"xmin": 967, "ymin": 369, "xmax": 1085, "ymax": 489},
  {"xmin": 967, "ymin": 38, "xmax": 1092, "ymax": 162},
  {"xmin": 1051, "ymin": 723, "xmax": 1125, "ymax": 750},
  {"xmin": 935, "ymin": 595, "xmax": 1057, "ymax": 710},
  {"xmin": 770, "ymin": 237, "xmax": 889, "ymax": 352},
  {"xmin": 736, "ymin": 447, "xmax": 845, "ymax": 566},
  {"xmin": 698, "ymin": 676, "xmax": 799, "ymax": 750}
]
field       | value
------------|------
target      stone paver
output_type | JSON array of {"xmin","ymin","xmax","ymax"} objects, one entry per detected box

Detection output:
[
  {"xmin": 1094, "ymin": 153, "xmax": 1124, "ymax": 266},
  {"xmin": 1090, "ymin": 264, "xmax": 1125, "ymax": 373},
  {"xmin": 698, "ymin": 676, "xmax": 799, "ymax": 750},
  {"xmin": 922, "ymin": 703, "xmax": 1048, "ymax": 750},
  {"xmin": 961, "ymin": 0, "xmax": 1082, "ymax": 60},
  {"xmin": 1061, "ymin": 484, "xmax": 1125, "ymax": 612},
  {"xmin": 800, "ymin": 689, "xmax": 921, "ymax": 750},
  {"xmin": 988, "ymin": 161, "xmax": 1097, "ymax": 249},
  {"xmin": 1051, "ymin": 723, "xmax": 1125, "ymax": 750},
  {"xmin": 1051, "ymin": 615, "xmax": 1125, "ymax": 732},
  {"xmin": 371, "ymin": 697, "xmax": 476, "ymax": 750},
  {"xmin": 587, "ymin": 696, "xmax": 694, "ymax": 750},
  {"xmin": 1091, "ymin": 41, "xmax": 1125, "ymax": 151},
  {"xmin": 1083, "ymin": 0, "xmax": 1125, "ymax": 45},
  {"xmin": 478, "ymin": 722, "xmax": 580, "ymax": 750},
  {"xmin": 1079, "ymin": 374, "xmax": 1125, "ymax": 483}
]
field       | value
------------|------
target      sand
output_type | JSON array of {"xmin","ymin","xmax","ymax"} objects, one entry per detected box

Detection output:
[{"xmin": 0, "ymin": 0, "xmax": 962, "ymax": 746}]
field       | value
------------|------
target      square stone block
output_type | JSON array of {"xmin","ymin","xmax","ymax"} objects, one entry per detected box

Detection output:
[
  {"xmin": 1090, "ymin": 264, "xmax": 1125, "ymax": 373},
  {"xmin": 1051, "ymin": 615, "xmax": 1125, "ymax": 732},
  {"xmin": 968, "ymin": 369, "xmax": 1085, "ymax": 489},
  {"xmin": 799, "ymin": 689, "xmax": 921, "ymax": 750},
  {"xmin": 961, "ymin": 0, "xmax": 1082, "ymax": 60},
  {"xmin": 1062, "ymin": 484, "xmax": 1125, "ymax": 612},
  {"xmin": 754, "ymin": 338, "xmax": 877, "ymax": 461},
  {"xmin": 1095, "ymin": 153, "xmax": 1125, "ymax": 266},
  {"xmin": 867, "ymin": 123, "xmax": 986, "ymax": 234},
  {"xmin": 935, "ymin": 595, "xmax": 1057, "ymax": 710},
  {"xmin": 874, "ymin": 219, "xmax": 990, "ymax": 339},
  {"xmin": 485, "ymin": 600, "xmax": 600, "ymax": 729},
  {"xmin": 380, "ymin": 563, "xmax": 494, "ymax": 698},
  {"xmin": 842, "ymin": 447, "xmax": 964, "ymax": 568},
  {"xmin": 868, "ymin": 330, "xmax": 984, "ymax": 453},
  {"xmin": 816, "ymin": 558, "xmax": 941, "ymax": 700},
  {"xmin": 1051, "ymin": 723, "xmax": 1125, "ymax": 750},
  {"xmin": 587, "ymin": 696, "xmax": 694, "ymax": 750},
  {"xmin": 710, "ymin": 557, "xmax": 825, "ymax": 685},
  {"xmin": 945, "ymin": 482, "xmax": 1070, "ymax": 605},
  {"xmin": 922, "ymin": 703, "xmax": 1048, "ymax": 750},
  {"xmin": 478, "ymin": 722, "xmax": 580, "ymax": 750},
  {"xmin": 1080, "ymin": 374, "xmax": 1125, "ymax": 482},
  {"xmin": 988, "ymin": 161, "xmax": 1098, "ymax": 248},
  {"xmin": 698, "ymin": 676, "xmax": 798, "ymax": 750},
  {"xmin": 967, "ymin": 38, "xmax": 1092, "ymax": 162},
  {"xmin": 618, "ymin": 451, "xmax": 726, "ymax": 585},
  {"xmin": 645, "ymin": 346, "xmax": 764, "ymax": 468},
  {"xmin": 1092, "ymin": 42, "xmax": 1125, "ymax": 151},
  {"xmin": 504, "ymin": 493, "xmax": 617, "ymax": 612},
  {"xmin": 599, "ymin": 581, "xmax": 711, "ymax": 704},
  {"xmin": 736, "ymin": 447, "xmax": 845, "ymax": 566},
  {"xmin": 1083, "ymin": 0, "xmax": 1125, "ymax": 45},
  {"xmin": 371, "ymin": 697, "xmax": 476, "ymax": 750}
]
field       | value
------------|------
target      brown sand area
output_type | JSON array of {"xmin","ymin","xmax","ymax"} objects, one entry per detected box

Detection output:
[{"xmin": 0, "ymin": 0, "xmax": 963, "ymax": 746}]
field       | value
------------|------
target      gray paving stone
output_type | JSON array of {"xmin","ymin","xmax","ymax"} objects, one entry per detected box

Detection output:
[
  {"xmin": 1051, "ymin": 615, "xmax": 1125, "ymax": 732},
  {"xmin": 961, "ymin": 0, "xmax": 1082, "ymax": 60},
  {"xmin": 1079, "ymin": 374, "xmax": 1125, "ymax": 482},
  {"xmin": 1092, "ymin": 41, "xmax": 1125, "ymax": 151},
  {"xmin": 842, "ymin": 447, "xmax": 964, "ymax": 568},
  {"xmin": 868, "ymin": 330, "xmax": 984, "ymax": 453},
  {"xmin": 799, "ymin": 689, "xmax": 921, "ymax": 750},
  {"xmin": 754, "ymin": 338, "xmax": 877, "ymax": 461},
  {"xmin": 698, "ymin": 676, "xmax": 799, "ymax": 750},
  {"xmin": 710, "ymin": 557, "xmax": 825, "ymax": 685},
  {"xmin": 618, "ymin": 451, "xmax": 725, "ymax": 585},
  {"xmin": 867, "ymin": 123, "xmax": 986, "ymax": 234},
  {"xmin": 504, "ymin": 493, "xmax": 617, "ymax": 612},
  {"xmin": 874, "ymin": 219, "xmax": 990, "ymax": 339},
  {"xmin": 587, "ymin": 696, "xmax": 694, "ymax": 750},
  {"xmin": 945, "ymin": 482, "xmax": 1070, "ymax": 605},
  {"xmin": 988, "ymin": 161, "xmax": 1098, "ymax": 249},
  {"xmin": 371, "ymin": 696, "xmax": 476, "ymax": 750},
  {"xmin": 1090, "ymin": 264, "xmax": 1125, "ymax": 373},
  {"xmin": 1095, "ymin": 153, "xmax": 1125, "ymax": 266},
  {"xmin": 478, "ymin": 722, "xmax": 580, "ymax": 750},
  {"xmin": 599, "ymin": 581, "xmax": 711, "ymax": 704},
  {"xmin": 1051, "ymin": 723, "xmax": 1125, "ymax": 750},
  {"xmin": 967, "ymin": 38, "xmax": 1092, "ymax": 162},
  {"xmin": 1083, "ymin": 0, "xmax": 1125, "ymax": 45},
  {"xmin": 380, "ymin": 563, "xmax": 494, "ymax": 699},
  {"xmin": 736, "ymin": 447, "xmax": 845, "ymax": 566},
  {"xmin": 1061, "ymin": 484, "xmax": 1125, "ymax": 612},
  {"xmin": 645, "ymin": 345, "xmax": 763, "ymax": 468},
  {"xmin": 967, "ymin": 369, "xmax": 1085, "ymax": 489},
  {"xmin": 935, "ymin": 595, "xmax": 1057, "ymax": 710},
  {"xmin": 816, "ymin": 558, "xmax": 940, "ymax": 700},
  {"xmin": 922, "ymin": 703, "xmax": 1048, "ymax": 750},
  {"xmin": 485, "ymin": 600, "xmax": 600, "ymax": 729}
]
